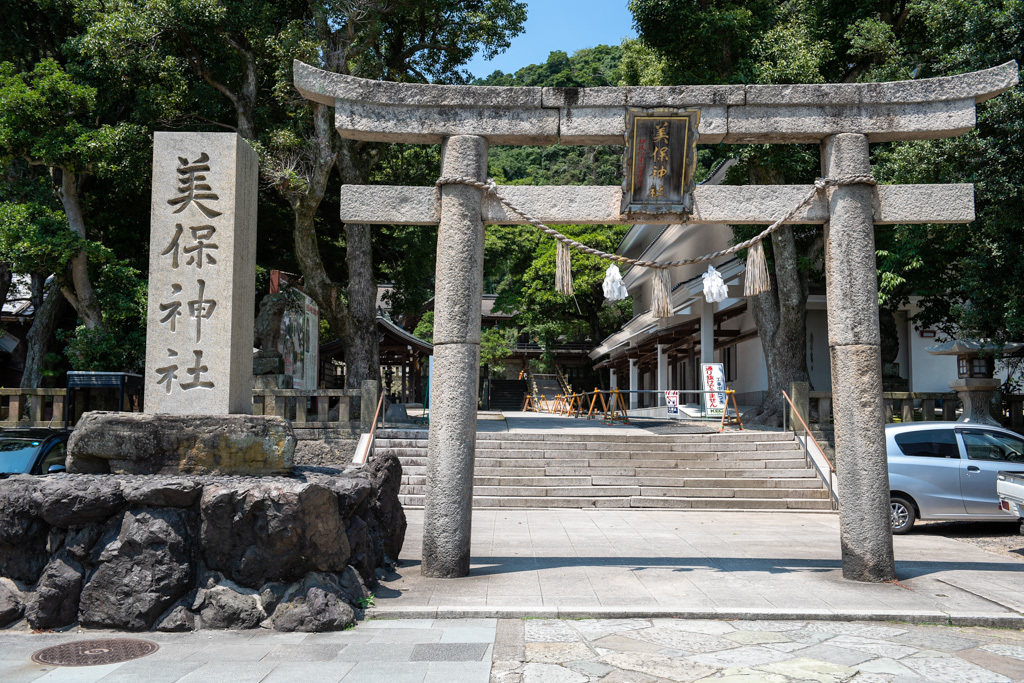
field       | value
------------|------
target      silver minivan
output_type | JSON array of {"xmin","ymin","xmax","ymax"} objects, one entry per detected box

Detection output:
[{"xmin": 886, "ymin": 422, "xmax": 1024, "ymax": 533}]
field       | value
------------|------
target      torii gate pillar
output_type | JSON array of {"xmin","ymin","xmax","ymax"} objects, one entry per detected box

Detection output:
[
  {"xmin": 422, "ymin": 135, "xmax": 488, "ymax": 578},
  {"xmin": 822, "ymin": 133, "xmax": 896, "ymax": 581}
]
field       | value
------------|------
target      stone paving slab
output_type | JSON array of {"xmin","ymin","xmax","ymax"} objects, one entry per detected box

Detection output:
[
  {"xmin": 0, "ymin": 618, "xmax": 497, "ymax": 682},
  {"xmin": 371, "ymin": 508, "xmax": 1024, "ymax": 627},
  {"xmin": 492, "ymin": 617, "xmax": 1024, "ymax": 682}
]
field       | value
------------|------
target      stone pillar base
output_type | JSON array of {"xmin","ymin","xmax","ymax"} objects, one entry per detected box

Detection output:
[{"xmin": 949, "ymin": 378, "xmax": 1001, "ymax": 427}]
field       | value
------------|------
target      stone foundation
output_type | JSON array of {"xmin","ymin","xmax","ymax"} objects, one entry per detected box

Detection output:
[
  {"xmin": 0, "ymin": 453, "xmax": 405, "ymax": 632},
  {"xmin": 67, "ymin": 412, "xmax": 296, "ymax": 476}
]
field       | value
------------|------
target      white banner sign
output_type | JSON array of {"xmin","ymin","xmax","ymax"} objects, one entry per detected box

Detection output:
[
  {"xmin": 701, "ymin": 363, "xmax": 726, "ymax": 417},
  {"xmin": 665, "ymin": 390, "xmax": 680, "ymax": 417}
]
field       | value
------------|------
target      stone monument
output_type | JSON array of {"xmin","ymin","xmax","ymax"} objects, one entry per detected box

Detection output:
[
  {"xmin": 69, "ymin": 132, "xmax": 294, "ymax": 476},
  {"xmin": 145, "ymin": 132, "xmax": 257, "ymax": 415}
]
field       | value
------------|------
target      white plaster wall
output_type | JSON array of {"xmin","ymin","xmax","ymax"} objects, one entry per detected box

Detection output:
[
  {"xmin": 731, "ymin": 337, "xmax": 768, "ymax": 395},
  {"xmin": 806, "ymin": 309, "xmax": 832, "ymax": 391},
  {"xmin": 906, "ymin": 324, "xmax": 958, "ymax": 392},
  {"xmin": 894, "ymin": 309, "xmax": 910, "ymax": 380}
]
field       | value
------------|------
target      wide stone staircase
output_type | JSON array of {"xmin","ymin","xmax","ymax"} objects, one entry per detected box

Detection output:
[{"xmin": 375, "ymin": 429, "xmax": 833, "ymax": 510}]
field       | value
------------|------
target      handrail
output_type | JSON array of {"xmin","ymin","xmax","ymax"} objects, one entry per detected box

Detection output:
[
  {"xmin": 781, "ymin": 389, "xmax": 838, "ymax": 510},
  {"xmin": 357, "ymin": 388, "xmax": 386, "ymax": 465},
  {"xmin": 368, "ymin": 388, "xmax": 386, "ymax": 441},
  {"xmin": 781, "ymin": 389, "xmax": 834, "ymax": 473}
]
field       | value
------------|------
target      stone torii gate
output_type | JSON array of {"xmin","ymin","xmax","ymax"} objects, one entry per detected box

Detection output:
[{"xmin": 293, "ymin": 59, "xmax": 1018, "ymax": 582}]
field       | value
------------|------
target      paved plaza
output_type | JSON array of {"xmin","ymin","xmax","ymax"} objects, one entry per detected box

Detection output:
[
  {"xmin": 3, "ymin": 615, "xmax": 1024, "ymax": 681},
  {"xmin": 373, "ymin": 508, "xmax": 1024, "ymax": 624},
  {"xmin": 0, "ymin": 507, "xmax": 1022, "ymax": 681}
]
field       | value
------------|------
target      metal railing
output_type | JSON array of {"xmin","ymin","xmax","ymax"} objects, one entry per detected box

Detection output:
[{"xmin": 782, "ymin": 389, "xmax": 839, "ymax": 509}]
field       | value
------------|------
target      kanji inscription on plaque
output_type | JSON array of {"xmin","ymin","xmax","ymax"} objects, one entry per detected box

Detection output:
[{"xmin": 621, "ymin": 108, "xmax": 700, "ymax": 216}]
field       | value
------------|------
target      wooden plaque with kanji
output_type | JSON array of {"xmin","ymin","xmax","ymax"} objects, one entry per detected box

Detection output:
[{"xmin": 621, "ymin": 108, "xmax": 700, "ymax": 216}]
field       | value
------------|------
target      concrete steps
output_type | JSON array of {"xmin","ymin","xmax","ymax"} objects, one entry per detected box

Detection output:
[{"xmin": 375, "ymin": 428, "xmax": 832, "ymax": 511}]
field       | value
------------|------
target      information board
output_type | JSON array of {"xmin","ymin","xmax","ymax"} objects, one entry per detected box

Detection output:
[{"xmin": 701, "ymin": 363, "xmax": 726, "ymax": 418}]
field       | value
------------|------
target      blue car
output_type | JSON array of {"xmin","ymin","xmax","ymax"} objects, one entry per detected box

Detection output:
[
  {"xmin": 887, "ymin": 422, "xmax": 1024, "ymax": 533},
  {"xmin": 0, "ymin": 428, "xmax": 70, "ymax": 479}
]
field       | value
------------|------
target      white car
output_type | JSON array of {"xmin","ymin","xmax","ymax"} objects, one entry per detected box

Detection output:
[{"xmin": 886, "ymin": 422, "xmax": 1024, "ymax": 533}]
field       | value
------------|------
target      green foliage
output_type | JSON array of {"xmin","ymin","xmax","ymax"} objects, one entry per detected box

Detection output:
[
  {"xmin": 474, "ymin": 45, "xmax": 623, "ymax": 87},
  {"xmin": 474, "ymin": 46, "xmax": 634, "ymax": 354},
  {"xmin": 488, "ymin": 225, "xmax": 633, "ymax": 348},
  {"xmin": 0, "ymin": 202, "xmax": 81, "ymax": 274},
  {"xmin": 628, "ymin": 0, "xmax": 780, "ymax": 84},
  {"xmin": 0, "ymin": 59, "xmax": 147, "ymax": 174},
  {"xmin": 60, "ymin": 261, "xmax": 147, "ymax": 372},
  {"xmin": 480, "ymin": 326, "xmax": 516, "ymax": 377},
  {"xmin": 413, "ymin": 311, "xmax": 434, "ymax": 345}
]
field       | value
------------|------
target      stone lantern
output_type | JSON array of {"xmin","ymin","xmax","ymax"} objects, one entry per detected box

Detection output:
[{"xmin": 925, "ymin": 339, "xmax": 1023, "ymax": 426}]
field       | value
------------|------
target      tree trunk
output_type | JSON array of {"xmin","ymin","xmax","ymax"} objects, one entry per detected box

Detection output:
[
  {"xmin": 740, "ymin": 158, "xmax": 814, "ymax": 427},
  {"xmin": 282, "ymin": 103, "xmax": 378, "ymax": 389},
  {"xmin": 342, "ymin": 221, "xmax": 379, "ymax": 388},
  {"xmin": 21, "ymin": 278, "xmax": 65, "ymax": 388},
  {"xmin": 53, "ymin": 168, "xmax": 103, "ymax": 329}
]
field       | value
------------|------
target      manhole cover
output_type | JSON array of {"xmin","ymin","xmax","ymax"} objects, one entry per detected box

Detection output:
[{"xmin": 31, "ymin": 639, "xmax": 160, "ymax": 667}]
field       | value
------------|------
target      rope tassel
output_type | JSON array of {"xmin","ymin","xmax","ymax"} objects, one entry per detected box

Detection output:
[
  {"xmin": 556, "ymin": 240, "xmax": 574, "ymax": 296},
  {"xmin": 743, "ymin": 240, "xmax": 771, "ymax": 297},
  {"xmin": 652, "ymin": 268, "xmax": 673, "ymax": 318}
]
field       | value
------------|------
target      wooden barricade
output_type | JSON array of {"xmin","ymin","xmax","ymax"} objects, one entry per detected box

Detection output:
[
  {"xmin": 718, "ymin": 388, "xmax": 744, "ymax": 432},
  {"xmin": 585, "ymin": 389, "xmax": 607, "ymax": 420},
  {"xmin": 603, "ymin": 388, "xmax": 630, "ymax": 425}
]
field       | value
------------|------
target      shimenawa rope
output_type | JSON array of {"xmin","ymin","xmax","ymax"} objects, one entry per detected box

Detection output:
[{"xmin": 435, "ymin": 174, "xmax": 876, "ymax": 309}]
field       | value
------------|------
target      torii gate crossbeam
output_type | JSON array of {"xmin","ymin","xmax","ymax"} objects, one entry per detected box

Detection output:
[{"xmin": 294, "ymin": 60, "xmax": 1018, "ymax": 583}]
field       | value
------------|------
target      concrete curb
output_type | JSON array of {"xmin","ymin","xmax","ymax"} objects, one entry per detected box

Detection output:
[{"xmin": 364, "ymin": 606, "xmax": 1024, "ymax": 629}]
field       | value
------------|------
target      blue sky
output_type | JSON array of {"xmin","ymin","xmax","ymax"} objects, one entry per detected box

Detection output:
[{"xmin": 465, "ymin": 0, "xmax": 637, "ymax": 80}]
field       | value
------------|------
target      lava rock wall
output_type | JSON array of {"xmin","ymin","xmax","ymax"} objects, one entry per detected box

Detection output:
[{"xmin": 0, "ymin": 453, "xmax": 405, "ymax": 632}]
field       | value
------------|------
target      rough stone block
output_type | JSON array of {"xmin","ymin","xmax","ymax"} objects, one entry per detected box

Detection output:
[
  {"xmin": 78, "ymin": 507, "xmax": 195, "ymax": 630},
  {"xmin": 0, "ymin": 478, "xmax": 51, "ymax": 583},
  {"xmin": 0, "ymin": 578, "xmax": 23, "ymax": 627},
  {"xmin": 200, "ymin": 479, "xmax": 351, "ymax": 586},
  {"xmin": 33, "ymin": 476, "xmax": 127, "ymax": 527},
  {"xmin": 67, "ymin": 412, "xmax": 295, "ymax": 476},
  {"xmin": 25, "ymin": 549, "xmax": 84, "ymax": 629},
  {"xmin": 145, "ymin": 132, "xmax": 257, "ymax": 415}
]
